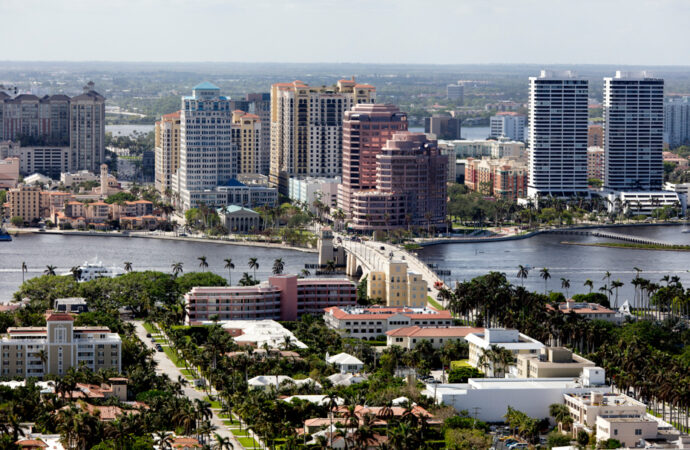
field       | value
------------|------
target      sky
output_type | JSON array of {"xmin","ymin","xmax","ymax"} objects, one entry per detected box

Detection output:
[{"xmin": 1, "ymin": 0, "xmax": 689, "ymax": 65}]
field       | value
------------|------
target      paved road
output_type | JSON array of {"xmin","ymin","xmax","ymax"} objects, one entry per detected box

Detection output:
[{"xmin": 132, "ymin": 321, "xmax": 242, "ymax": 447}]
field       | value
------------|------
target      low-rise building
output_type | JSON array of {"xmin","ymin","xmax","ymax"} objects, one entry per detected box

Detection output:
[
  {"xmin": 367, "ymin": 260, "xmax": 428, "ymax": 308},
  {"xmin": 217, "ymin": 205, "xmax": 261, "ymax": 233},
  {"xmin": 464, "ymin": 157, "xmax": 528, "ymax": 200},
  {"xmin": 60, "ymin": 170, "xmax": 99, "ymax": 187},
  {"xmin": 563, "ymin": 391, "xmax": 647, "ymax": 429},
  {"xmin": 326, "ymin": 352, "xmax": 364, "ymax": 374},
  {"xmin": 547, "ymin": 301, "xmax": 623, "ymax": 324},
  {"xmin": 605, "ymin": 190, "xmax": 683, "ymax": 216},
  {"xmin": 54, "ymin": 298, "xmax": 88, "ymax": 314},
  {"xmin": 386, "ymin": 326, "xmax": 483, "ymax": 350},
  {"xmin": 662, "ymin": 151, "xmax": 689, "ymax": 167},
  {"xmin": 0, "ymin": 311, "xmax": 121, "ymax": 377},
  {"xmin": 466, "ymin": 328, "xmax": 544, "ymax": 376},
  {"xmin": 248, "ymin": 375, "xmax": 321, "ymax": 391},
  {"xmin": 288, "ymin": 176, "xmax": 340, "ymax": 213},
  {"xmin": 515, "ymin": 347, "xmax": 595, "ymax": 378},
  {"xmin": 184, "ymin": 275, "xmax": 356, "ymax": 323},
  {"xmin": 323, "ymin": 305, "xmax": 453, "ymax": 340},
  {"xmin": 596, "ymin": 416, "xmax": 658, "ymax": 448},
  {"xmin": 446, "ymin": 138, "xmax": 525, "ymax": 159},
  {"xmin": 207, "ymin": 320, "xmax": 307, "ymax": 349}
]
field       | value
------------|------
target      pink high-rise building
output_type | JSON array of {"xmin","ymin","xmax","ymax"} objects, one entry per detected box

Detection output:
[
  {"xmin": 350, "ymin": 131, "xmax": 448, "ymax": 232},
  {"xmin": 338, "ymin": 104, "xmax": 407, "ymax": 216}
]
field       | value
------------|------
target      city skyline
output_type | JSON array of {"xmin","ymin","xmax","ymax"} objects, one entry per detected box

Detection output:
[{"xmin": 1, "ymin": 0, "xmax": 689, "ymax": 65}]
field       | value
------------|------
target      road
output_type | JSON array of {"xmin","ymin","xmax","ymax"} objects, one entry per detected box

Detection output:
[{"xmin": 132, "ymin": 321, "xmax": 243, "ymax": 448}]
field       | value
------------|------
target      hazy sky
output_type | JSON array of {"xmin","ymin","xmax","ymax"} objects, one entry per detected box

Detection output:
[{"xmin": 1, "ymin": 0, "xmax": 688, "ymax": 65}]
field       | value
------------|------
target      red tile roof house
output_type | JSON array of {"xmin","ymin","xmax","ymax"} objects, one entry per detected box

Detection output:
[{"xmin": 386, "ymin": 326, "xmax": 484, "ymax": 349}]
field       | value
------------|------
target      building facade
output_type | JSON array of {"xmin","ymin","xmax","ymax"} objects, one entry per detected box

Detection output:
[
  {"xmin": 386, "ymin": 326, "xmax": 483, "ymax": 350},
  {"xmin": 0, "ymin": 157, "xmax": 19, "ymax": 188},
  {"xmin": 587, "ymin": 146, "xmax": 605, "ymax": 181},
  {"xmin": 69, "ymin": 83, "xmax": 106, "ymax": 172},
  {"xmin": 269, "ymin": 79, "xmax": 376, "ymax": 193},
  {"xmin": 446, "ymin": 83, "xmax": 464, "ymax": 104},
  {"xmin": 604, "ymin": 71, "xmax": 664, "ymax": 192},
  {"xmin": 0, "ymin": 311, "xmax": 121, "ymax": 377},
  {"xmin": 367, "ymin": 260, "xmax": 428, "ymax": 308},
  {"xmin": 588, "ymin": 124, "xmax": 604, "ymax": 147},
  {"xmin": 424, "ymin": 114, "xmax": 461, "ymax": 140},
  {"xmin": 664, "ymin": 97, "xmax": 690, "ymax": 149},
  {"xmin": 515, "ymin": 347, "xmax": 595, "ymax": 378},
  {"xmin": 288, "ymin": 176, "xmax": 340, "ymax": 213},
  {"xmin": 464, "ymin": 157, "xmax": 528, "ymax": 200},
  {"xmin": 448, "ymin": 138, "xmax": 525, "ymax": 159},
  {"xmin": 528, "ymin": 71, "xmax": 589, "ymax": 198},
  {"xmin": 217, "ymin": 205, "xmax": 261, "ymax": 233},
  {"xmin": 489, "ymin": 112, "xmax": 526, "ymax": 141},
  {"xmin": 154, "ymin": 111, "xmax": 181, "ymax": 195},
  {"xmin": 6, "ymin": 185, "xmax": 44, "ymax": 223},
  {"xmin": 466, "ymin": 328, "xmax": 544, "ymax": 377},
  {"xmin": 232, "ymin": 110, "xmax": 261, "ymax": 175}
]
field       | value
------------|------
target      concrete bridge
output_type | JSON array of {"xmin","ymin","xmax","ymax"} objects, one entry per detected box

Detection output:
[{"xmin": 546, "ymin": 229, "xmax": 676, "ymax": 246}]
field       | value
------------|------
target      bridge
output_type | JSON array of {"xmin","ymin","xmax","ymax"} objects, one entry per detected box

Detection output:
[{"xmin": 546, "ymin": 229, "xmax": 676, "ymax": 246}]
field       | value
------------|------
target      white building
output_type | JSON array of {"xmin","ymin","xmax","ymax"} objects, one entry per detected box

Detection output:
[
  {"xmin": 604, "ymin": 71, "xmax": 664, "ymax": 192},
  {"xmin": 664, "ymin": 182, "xmax": 690, "ymax": 211},
  {"xmin": 201, "ymin": 319, "xmax": 308, "ymax": 349},
  {"xmin": 664, "ymin": 97, "xmax": 690, "ymax": 148},
  {"xmin": 61, "ymin": 170, "xmax": 99, "ymax": 187},
  {"xmin": 288, "ymin": 176, "xmax": 341, "ymax": 213},
  {"xmin": 466, "ymin": 328, "xmax": 544, "ymax": 377},
  {"xmin": 527, "ymin": 70, "xmax": 589, "ymax": 198},
  {"xmin": 326, "ymin": 352, "xmax": 364, "ymax": 374},
  {"xmin": 605, "ymin": 190, "xmax": 681, "ymax": 216},
  {"xmin": 248, "ymin": 375, "xmax": 321, "ymax": 390},
  {"xmin": 490, "ymin": 113, "xmax": 526, "ymax": 141},
  {"xmin": 386, "ymin": 326, "xmax": 484, "ymax": 350},
  {"xmin": 176, "ymin": 82, "xmax": 236, "ymax": 211},
  {"xmin": 444, "ymin": 138, "xmax": 525, "ymax": 160}
]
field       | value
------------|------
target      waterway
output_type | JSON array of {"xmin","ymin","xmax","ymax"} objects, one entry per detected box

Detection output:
[
  {"xmin": 0, "ymin": 234, "xmax": 316, "ymax": 302},
  {"xmin": 417, "ymin": 225, "xmax": 690, "ymax": 307},
  {"xmin": 106, "ymin": 124, "xmax": 155, "ymax": 137}
]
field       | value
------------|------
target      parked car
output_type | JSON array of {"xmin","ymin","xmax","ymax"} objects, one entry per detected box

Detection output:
[{"xmin": 146, "ymin": 333, "xmax": 151, "ymax": 338}]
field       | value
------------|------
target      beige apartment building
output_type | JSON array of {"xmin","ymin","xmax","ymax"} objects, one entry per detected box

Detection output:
[
  {"xmin": 269, "ymin": 78, "xmax": 376, "ymax": 193},
  {"xmin": 232, "ymin": 110, "xmax": 261, "ymax": 175},
  {"xmin": 0, "ymin": 311, "xmax": 121, "ymax": 377},
  {"xmin": 515, "ymin": 347, "xmax": 595, "ymax": 378},
  {"xmin": 367, "ymin": 260, "xmax": 428, "ymax": 308},
  {"xmin": 154, "ymin": 111, "xmax": 181, "ymax": 195},
  {"xmin": 6, "ymin": 185, "xmax": 44, "ymax": 223}
]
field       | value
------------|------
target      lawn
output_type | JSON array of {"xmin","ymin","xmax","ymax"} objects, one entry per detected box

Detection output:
[
  {"xmin": 223, "ymin": 419, "xmax": 241, "ymax": 426},
  {"xmin": 451, "ymin": 359, "xmax": 472, "ymax": 370},
  {"xmin": 142, "ymin": 322, "xmax": 158, "ymax": 334},
  {"xmin": 238, "ymin": 437, "xmax": 259, "ymax": 448},
  {"xmin": 231, "ymin": 429, "xmax": 250, "ymax": 437},
  {"xmin": 162, "ymin": 345, "xmax": 186, "ymax": 368},
  {"xmin": 179, "ymin": 368, "xmax": 195, "ymax": 379},
  {"xmin": 204, "ymin": 396, "xmax": 222, "ymax": 409},
  {"xmin": 427, "ymin": 296, "xmax": 445, "ymax": 310}
]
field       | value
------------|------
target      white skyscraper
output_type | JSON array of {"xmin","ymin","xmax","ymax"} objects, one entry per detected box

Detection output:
[
  {"xmin": 664, "ymin": 97, "xmax": 690, "ymax": 149},
  {"xmin": 490, "ymin": 113, "xmax": 526, "ymax": 141},
  {"xmin": 176, "ymin": 82, "xmax": 236, "ymax": 210},
  {"xmin": 527, "ymin": 70, "xmax": 589, "ymax": 198},
  {"xmin": 603, "ymin": 71, "xmax": 664, "ymax": 192}
]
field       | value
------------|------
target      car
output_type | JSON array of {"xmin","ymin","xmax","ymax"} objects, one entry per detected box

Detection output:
[
  {"xmin": 508, "ymin": 444, "xmax": 527, "ymax": 449},
  {"xmin": 146, "ymin": 333, "xmax": 151, "ymax": 338}
]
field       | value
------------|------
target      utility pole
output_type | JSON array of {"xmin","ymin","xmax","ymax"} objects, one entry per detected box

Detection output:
[{"xmin": 471, "ymin": 406, "xmax": 481, "ymax": 429}]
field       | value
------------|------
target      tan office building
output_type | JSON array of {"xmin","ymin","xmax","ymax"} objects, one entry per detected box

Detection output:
[
  {"xmin": 154, "ymin": 110, "xmax": 181, "ymax": 195},
  {"xmin": 232, "ymin": 110, "xmax": 261, "ymax": 175},
  {"xmin": 0, "ymin": 311, "xmax": 121, "ymax": 377},
  {"xmin": 367, "ymin": 260, "xmax": 428, "ymax": 308}
]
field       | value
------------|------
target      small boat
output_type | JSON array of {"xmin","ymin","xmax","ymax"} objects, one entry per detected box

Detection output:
[{"xmin": 0, "ymin": 228, "xmax": 12, "ymax": 242}]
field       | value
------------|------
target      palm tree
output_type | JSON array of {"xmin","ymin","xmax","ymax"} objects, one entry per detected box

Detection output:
[
  {"xmin": 517, "ymin": 265, "xmax": 529, "ymax": 287},
  {"xmin": 272, "ymin": 258, "xmax": 284, "ymax": 275},
  {"xmin": 603, "ymin": 270, "xmax": 612, "ymax": 286},
  {"xmin": 584, "ymin": 279, "xmax": 594, "ymax": 294},
  {"xmin": 560, "ymin": 278, "xmax": 570, "ymax": 298},
  {"xmin": 37, "ymin": 349, "xmax": 48, "ymax": 376},
  {"xmin": 611, "ymin": 279, "xmax": 624, "ymax": 307},
  {"xmin": 223, "ymin": 258, "xmax": 235, "ymax": 284},
  {"xmin": 155, "ymin": 431, "xmax": 173, "ymax": 450},
  {"xmin": 124, "ymin": 261, "xmax": 133, "ymax": 272},
  {"xmin": 325, "ymin": 260, "xmax": 336, "ymax": 274},
  {"xmin": 300, "ymin": 268, "xmax": 311, "ymax": 278},
  {"xmin": 171, "ymin": 262, "xmax": 184, "ymax": 278},
  {"xmin": 213, "ymin": 433, "xmax": 233, "ymax": 450},
  {"xmin": 21, "ymin": 262, "xmax": 27, "ymax": 283},
  {"xmin": 44, "ymin": 265, "xmax": 56, "ymax": 276},
  {"xmin": 70, "ymin": 266, "xmax": 82, "ymax": 281},
  {"xmin": 248, "ymin": 257, "xmax": 259, "ymax": 279},
  {"xmin": 198, "ymin": 256, "xmax": 208, "ymax": 272},
  {"xmin": 539, "ymin": 267, "xmax": 551, "ymax": 294}
]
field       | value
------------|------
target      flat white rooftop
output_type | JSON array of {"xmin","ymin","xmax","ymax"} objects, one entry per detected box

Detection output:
[{"xmin": 200, "ymin": 319, "xmax": 307, "ymax": 349}]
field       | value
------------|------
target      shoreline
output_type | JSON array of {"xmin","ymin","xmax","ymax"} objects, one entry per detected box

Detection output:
[
  {"xmin": 10, "ymin": 230, "xmax": 317, "ymax": 254},
  {"xmin": 561, "ymin": 241, "xmax": 690, "ymax": 252}
]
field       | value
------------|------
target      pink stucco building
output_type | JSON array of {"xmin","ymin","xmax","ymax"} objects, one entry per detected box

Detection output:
[
  {"xmin": 184, "ymin": 275, "xmax": 356, "ymax": 323},
  {"xmin": 349, "ymin": 131, "xmax": 448, "ymax": 232}
]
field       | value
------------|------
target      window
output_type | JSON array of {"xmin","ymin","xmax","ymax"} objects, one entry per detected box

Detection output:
[{"xmin": 635, "ymin": 429, "xmax": 642, "ymax": 435}]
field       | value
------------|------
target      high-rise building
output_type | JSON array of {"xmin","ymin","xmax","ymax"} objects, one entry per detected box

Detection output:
[
  {"xmin": 603, "ymin": 71, "xmax": 664, "ymax": 191},
  {"xmin": 349, "ymin": 132, "xmax": 447, "ymax": 232},
  {"xmin": 269, "ymin": 79, "xmax": 376, "ymax": 193},
  {"xmin": 245, "ymin": 93, "xmax": 271, "ymax": 175},
  {"xmin": 154, "ymin": 111, "xmax": 181, "ymax": 195},
  {"xmin": 447, "ymin": 83, "xmax": 464, "ymax": 104},
  {"xmin": 175, "ymin": 82, "xmax": 235, "ymax": 211},
  {"xmin": 527, "ymin": 71, "xmax": 589, "ymax": 198},
  {"xmin": 424, "ymin": 114, "xmax": 461, "ymax": 140},
  {"xmin": 588, "ymin": 124, "xmax": 604, "ymax": 147},
  {"xmin": 664, "ymin": 97, "xmax": 690, "ymax": 149},
  {"xmin": 338, "ymin": 104, "xmax": 408, "ymax": 216},
  {"xmin": 587, "ymin": 147, "xmax": 605, "ymax": 181},
  {"xmin": 232, "ymin": 110, "xmax": 261, "ymax": 174},
  {"xmin": 69, "ymin": 82, "xmax": 106, "ymax": 172},
  {"xmin": 489, "ymin": 112, "xmax": 526, "ymax": 141}
]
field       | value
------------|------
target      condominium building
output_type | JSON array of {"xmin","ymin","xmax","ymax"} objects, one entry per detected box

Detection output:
[
  {"xmin": 245, "ymin": 93, "xmax": 271, "ymax": 175},
  {"xmin": 323, "ymin": 305, "xmax": 453, "ymax": 340},
  {"xmin": 464, "ymin": 157, "xmax": 528, "ymax": 200},
  {"xmin": 587, "ymin": 146, "xmax": 605, "ymax": 181},
  {"xmin": 588, "ymin": 124, "xmax": 604, "ymax": 147},
  {"xmin": 489, "ymin": 112, "xmax": 526, "ymax": 141},
  {"xmin": 269, "ymin": 78, "xmax": 376, "ymax": 193},
  {"xmin": 338, "ymin": 103, "xmax": 408, "ymax": 217},
  {"xmin": 232, "ymin": 110, "xmax": 261, "ymax": 175},
  {"xmin": 664, "ymin": 97, "xmax": 690, "ymax": 148},
  {"xmin": 184, "ymin": 275, "xmax": 356, "ymax": 323},
  {"xmin": 69, "ymin": 82, "xmax": 106, "ymax": 172},
  {"xmin": 175, "ymin": 82, "xmax": 236, "ymax": 211},
  {"xmin": 447, "ymin": 138, "xmax": 525, "ymax": 159},
  {"xmin": 288, "ymin": 176, "xmax": 340, "ymax": 213},
  {"xmin": 349, "ymin": 132, "xmax": 447, "ymax": 232},
  {"xmin": 0, "ymin": 311, "xmax": 121, "ymax": 377},
  {"xmin": 446, "ymin": 83, "xmax": 464, "ymax": 104},
  {"xmin": 6, "ymin": 185, "xmax": 45, "ymax": 223},
  {"xmin": 367, "ymin": 260, "xmax": 428, "ymax": 308},
  {"xmin": 515, "ymin": 347, "xmax": 595, "ymax": 378},
  {"xmin": 386, "ymin": 326, "xmax": 484, "ymax": 350},
  {"xmin": 604, "ymin": 71, "xmax": 664, "ymax": 191},
  {"xmin": 466, "ymin": 328, "xmax": 544, "ymax": 377},
  {"xmin": 0, "ymin": 93, "xmax": 70, "ymax": 145},
  {"xmin": 527, "ymin": 71, "xmax": 589, "ymax": 198},
  {"xmin": 154, "ymin": 111, "xmax": 181, "ymax": 195},
  {"xmin": 424, "ymin": 114, "xmax": 461, "ymax": 140}
]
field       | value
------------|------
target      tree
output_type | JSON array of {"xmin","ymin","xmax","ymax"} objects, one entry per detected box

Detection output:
[
  {"xmin": 198, "ymin": 256, "xmax": 209, "ymax": 272},
  {"xmin": 248, "ymin": 258, "xmax": 259, "ymax": 279},
  {"xmin": 223, "ymin": 258, "xmax": 235, "ymax": 285},
  {"xmin": 577, "ymin": 430, "xmax": 590, "ymax": 446},
  {"xmin": 560, "ymin": 278, "xmax": 570, "ymax": 298},
  {"xmin": 584, "ymin": 279, "xmax": 594, "ymax": 294},
  {"xmin": 299, "ymin": 268, "xmax": 311, "ymax": 278},
  {"xmin": 448, "ymin": 366, "xmax": 484, "ymax": 383},
  {"xmin": 70, "ymin": 266, "xmax": 82, "ymax": 281},
  {"xmin": 44, "ymin": 265, "xmax": 57, "ymax": 276},
  {"xmin": 124, "ymin": 262, "xmax": 133, "ymax": 273},
  {"xmin": 171, "ymin": 262, "xmax": 183, "ymax": 278},
  {"xmin": 517, "ymin": 265, "xmax": 529, "ymax": 287},
  {"xmin": 540, "ymin": 267, "xmax": 551, "ymax": 294},
  {"xmin": 272, "ymin": 258, "xmax": 284, "ymax": 275},
  {"xmin": 10, "ymin": 216, "xmax": 23, "ymax": 227}
]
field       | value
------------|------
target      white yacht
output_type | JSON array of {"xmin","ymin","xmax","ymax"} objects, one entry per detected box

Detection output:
[{"xmin": 62, "ymin": 260, "xmax": 123, "ymax": 282}]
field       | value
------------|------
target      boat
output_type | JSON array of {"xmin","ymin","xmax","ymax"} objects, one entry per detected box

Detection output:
[
  {"xmin": 61, "ymin": 259, "xmax": 123, "ymax": 282},
  {"xmin": 0, "ymin": 228, "xmax": 12, "ymax": 242}
]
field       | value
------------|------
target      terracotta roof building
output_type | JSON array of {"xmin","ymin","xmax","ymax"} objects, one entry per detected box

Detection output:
[{"xmin": 386, "ymin": 326, "xmax": 484, "ymax": 349}]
